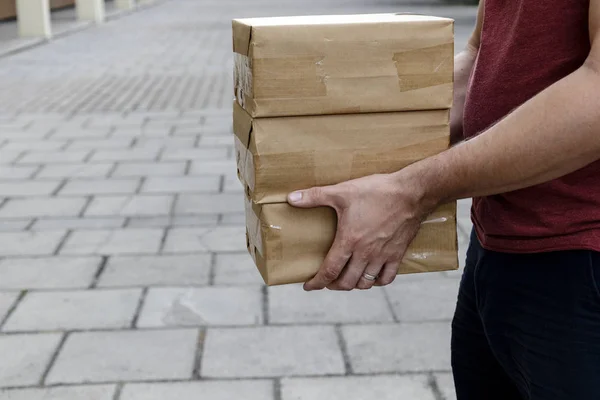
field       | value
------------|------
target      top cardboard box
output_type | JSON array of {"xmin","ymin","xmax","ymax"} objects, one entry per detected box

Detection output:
[{"xmin": 232, "ymin": 13, "xmax": 454, "ymax": 118}]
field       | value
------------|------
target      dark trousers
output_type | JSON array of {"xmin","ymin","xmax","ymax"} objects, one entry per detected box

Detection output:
[{"xmin": 452, "ymin": 230, "xmax": 600, "ymax": 400}]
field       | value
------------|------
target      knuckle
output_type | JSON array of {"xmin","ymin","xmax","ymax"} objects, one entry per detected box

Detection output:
[
  {"xmin": 323, "ymin": 267, "xmax": 341, "ymax": 281},
  {"xmin": 379, "ymin": 275, "xmax": 396, "ymax": 286}
]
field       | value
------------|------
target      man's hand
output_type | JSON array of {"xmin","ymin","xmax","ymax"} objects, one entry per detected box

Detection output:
[{"xmin": 287, "ymin": 173, "xmax": 434, "ymax": 291}]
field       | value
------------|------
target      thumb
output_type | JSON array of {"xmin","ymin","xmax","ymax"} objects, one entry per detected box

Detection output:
[{"xmin": 287, "ymin": 186, "xmax": 331, "ymax": 208}]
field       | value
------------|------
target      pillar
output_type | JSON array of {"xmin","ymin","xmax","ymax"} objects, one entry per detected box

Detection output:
[
  {"xmin": 76, "ymin": 0, "xmax": 105, "ymax": 23},
  {"xmin": 115, "ymin": 0, "xmax": 135, "ymax": 10},
  {"xmin": 16, "ymin": 0, "xmax": 51, "ymax": 38}
]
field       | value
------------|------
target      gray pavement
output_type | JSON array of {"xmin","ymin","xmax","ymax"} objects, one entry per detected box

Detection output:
[{"xmin": 0, "ymin": 0, "xmax": 476, "ymax": 399}]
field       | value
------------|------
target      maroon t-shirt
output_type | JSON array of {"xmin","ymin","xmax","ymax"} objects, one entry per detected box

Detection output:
[{"xmin": 463, "ymin": 0, "xmax": 600, "ymax": 252}]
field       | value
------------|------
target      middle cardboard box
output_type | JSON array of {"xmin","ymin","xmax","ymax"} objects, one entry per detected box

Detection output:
[{"xmin": 234, "ymin": 101, "xmax": 450, "ymax": 204}]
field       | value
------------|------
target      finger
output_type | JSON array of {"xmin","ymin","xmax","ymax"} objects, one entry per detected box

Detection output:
[
  {"xmin": 374, "ymin": 261, "xmax": 400, "ymax": 287},
  {"xmin": 288, "ymin": 185, "xmax": 335, "ymax": 208},
  {"xmin": 304, "ymin": 237, "xmax": 352, "ymax": 291},
  {"xmin": 356, "ymin": 262, "xmax": 385, "ymax": 290},
  {"xmin": 326, "ymin": 255, "xmax": 368, "ymax": 291}
]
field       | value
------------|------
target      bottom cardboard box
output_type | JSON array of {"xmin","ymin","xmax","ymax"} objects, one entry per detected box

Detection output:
[{"xmin": 245, "ymin": 199, "xmax": 458, "ymax": 286}]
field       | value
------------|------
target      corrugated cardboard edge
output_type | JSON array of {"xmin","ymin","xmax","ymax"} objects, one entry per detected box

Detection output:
[{"xmin": 232, "ymin": 19, "xmax": 257, "ymax": 116}]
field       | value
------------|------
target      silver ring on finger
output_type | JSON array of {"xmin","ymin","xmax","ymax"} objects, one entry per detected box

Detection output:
[{"xmin": 362, "ymin": 272, "xmax": 378, "ymax": 281}]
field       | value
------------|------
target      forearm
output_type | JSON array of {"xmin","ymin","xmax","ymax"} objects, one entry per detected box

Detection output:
[
  {"xmin": 400, "ymin": 62, "xmax": 600, "ymax": 207},
  {"xmin": 450, "ymin": 46, "xmax": 478, "ymax": 144}
]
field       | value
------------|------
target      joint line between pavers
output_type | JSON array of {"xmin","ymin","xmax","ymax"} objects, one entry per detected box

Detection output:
[
  {"xmin": 53, "ymin": 230, "xmax": 73, "ymax": 256},
  {"xmin": 382, "ymin": 287, "xmax": 400, "ymax": 323},
  {"xmin": 31, "ymin": 164, "xmax": 45, "ymax": 179},
  {"xmin": 192, "ymin": 328, "xmax": 207, "ymax": 379},
  {"xmin": 158, "ymin": 227, "xmax": 170, "ymax": 253},
  {"xmin": 0, "ymin": 290, "xmax": 26, "ymax": 331},
  {"xmin": 40, "ymin": 332, "xmax": 69, "ymax": 386},
  {"xmin": 107, "ymin": 162, "xmax": 120, "ymax": 179},
  {"xmin": 79, "ymin": 196, "xmax": 94, "ymax": 218},
  {"xmin": 130, "ymin": 287, "xmax": 149, "ymax": 329},
  {"xmin": 218, "ymin": 175, "xmax": 225, "ymax": 193},
  {"xmin": 208, "ymin": 252, "xmax": 217, "ymax": 286},
  {"xmin": 89, "ymin": 256, "xmax": 110, "ymax": 289},
  {"xmin": 261, "ymin": 285, "xmax": 269, "ymax": 326},
  {"xmin": 51, "ymin": 179, "xmax": 69, "ymax": 196},
  {"xmin": 335, "ymin": 324, "xmax": 354, "ymax": 376},
  {"xmin": 112, "ymin": 382, "xmax": 124, "ymax": 400},
  {"xmin": 428, "ymin": 372, "xmax": 446, "ymax": 400},
  {"xmin": 273, "ymin": 378, "xmax": 282, "ymax": 400},
  {"xmin": 135, "ymin": 177, "xmax": 146, "ymax": 194}
]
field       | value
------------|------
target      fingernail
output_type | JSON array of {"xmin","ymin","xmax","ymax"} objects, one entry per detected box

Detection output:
[{"xmin": 288, "ymin": 191, "xmax": 303, "ymax": 203}]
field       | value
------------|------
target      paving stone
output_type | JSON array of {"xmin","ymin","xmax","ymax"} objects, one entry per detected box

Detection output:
[
  {"xmin": 3, "ymin": 289, "xmax": 142, "ymax": 332},
  {"xmin": 112, "ymin": 162, "xmax": 186, "ymax": 177},
  {"xmin": 98, "ymin": 254, "xmax": 211, "ymax": 287},
  {"xmin": 0, "ymin": 231, "xmax": 66, "ymax": 256},
  {"xmin": 384, "ymin": 279, "xmax": 459, "ymax": 322},
  {"xmin": 1, "ymin": 140, "xmax": 67, "ymax": 152},
  {"xmin": 37, "ymin": 163, "xmax": 114, "ymax": 179},
  {"xmin": 18, "ymin": 150, "xmax": 90, "ymax": 164},
  {"xmin": 281, "ymin": 375, "xmax": 436, "ymax": 400},
  {"xmin": 0, "ymin": 292, "xmax": 18, "ymax": 322},
  {"xmin": 32, "ymin": 217, "xmax": 126, "ymax": 230},
  {"xmin": 110, "ymin": 128, "xmax": 170, "ymax": 138},
  {"xmin": 59, "ymin": 179, "xmax": 140, "ymax": 195},
  {"xmin": 61, "ymin": 229, "xmax": 163, "ymax": 255},
  {"xmin": 343, "ymin": 322, "xmax": 452, "ymax": 373},
  {"xmin": 127, "ymin": 215, "xmax": 218, "ymax": 228},
  {"xmin": 46, "ymin": 329, "xmax": 198, "ymax": 384},
  {"xmin": 269, "ymin": 285, "xmax": 393, "ymax": 324},
  {"xmin": 176, "ymin": 194, "xmax": 244, "ymax": 215},
  {"xmin": 223, "ymin": 173, "xmax": 243, "ymax": 193},
  {"xmin": 214, "ymin": 253, "xmax": 264, "ymax": 285},
  {"xmin": 163, "ymin": 226, "xmax": 246, "ymax": 253},
  {"xmin": 0, "ymin": 220, "xmax": 30, "ymax": 231},
  {"xmin": 85, "ymin": 195, "xmax": 174, "ymax": 217},
  {"xmin": 161, "ymin": 148, "xmax": 228, "ymax": 161},
  {"xmin": 189, "ymin": 160, "xmax": 238, "ymax": 176},
  {"xmin": 0, "ymin": 257, "xmax": 101, "ymax": 290},
  {"xmin": 0, "ymin": 333, "xmax": 63, "ymax": 387},
  {"xmin": 120, "ymin": 380, "xmax": 273, "ymax": 400},
  {"xmin": 134, "ymin": 137, "xmax": 196, "ymax": 149},
  {"xmin": 198, "ymin": 135, "xmax": 236, "ymax": 146},
  {"xmin": 0, "ymin": 197, "xmax": 87, "ymax": 218},
  {"xmin": 0, "ymin": 165, "xmax": 37, "ymax": 180},
  {"xmin": 202, "ymin": 326, "xmax": 345, "ymax": 378},
  {"xmin": 0, "ymin": 151, "xmax": 23, "ymax": 164},
  {"xmin": 0, "ymin": 181, "xmax": 61, "ymax": 197},
  {"xmin": 68, "ymin": 138, "xmax": 134, "ymax": 150},
  {"xmin": 138, "ymin": 286, "xmax": 263, "ymax": 328},
  {"xmin": 0, "ymin": 385, "xmax": 116, "ymax": 400},
  {"xmin": 90, "ymin": 149, "xmax": 160, "ymax": 162},
  {"xmin": 142, "ymin": 176, "xmax": 220, "ymax": 194},
  {"xmin": 436, "ymin": 373, "xmax": 457, "ymax": 400},
  {"xmin": 51, "ymin": 128, "xmax": 111, "ymax": 139},
  {"xmin": 220, "ymin": 212, "xmax": 246, "ymax": 225}
]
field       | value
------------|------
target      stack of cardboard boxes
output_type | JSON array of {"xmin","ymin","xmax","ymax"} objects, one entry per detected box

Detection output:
[{"xmin": 232, "ymin": 13, "xmax": 458, "ymax": 285}]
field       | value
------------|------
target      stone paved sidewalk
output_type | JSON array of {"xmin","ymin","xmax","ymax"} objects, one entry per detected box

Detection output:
[{"xmin": 0, "ymin": 0, "xmax": 476, "ymax": 399}]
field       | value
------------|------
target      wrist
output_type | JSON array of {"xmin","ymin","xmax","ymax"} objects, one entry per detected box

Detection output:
[{"xmin": 390, "ymin": 156, "xmax": 449, "ymax": 215}]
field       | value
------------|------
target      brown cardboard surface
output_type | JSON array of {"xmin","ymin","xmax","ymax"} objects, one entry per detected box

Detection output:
[
  {"xmin": 0, "ymin": 1, "xmax": 17, "ymax": 20},
  {"xmin": 234, "ymin": 102, "xmax": 450, "ymax": 204},
  {"xmin": 232, "ymin": 13, "xmax": 454, "ymax": 117},
  {"xmin": 245, "ymin": 198, "xmax": 457, "ymax": 286}
]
